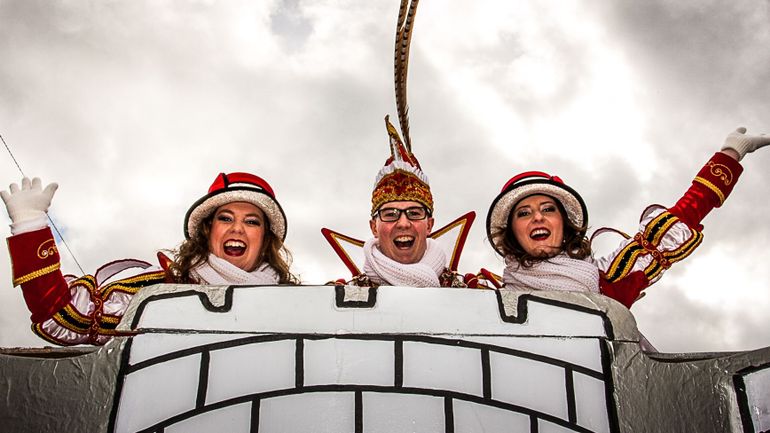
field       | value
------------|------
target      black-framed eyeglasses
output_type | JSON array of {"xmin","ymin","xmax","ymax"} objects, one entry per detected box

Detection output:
[{"xmin": 373, "ymin": 206, "xmax": 431, "ymax": 222}]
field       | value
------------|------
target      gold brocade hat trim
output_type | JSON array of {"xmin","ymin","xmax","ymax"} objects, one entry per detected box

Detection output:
[{"xmin": 371, "ymin": 116, "xmax": 433, "ymax": 214}]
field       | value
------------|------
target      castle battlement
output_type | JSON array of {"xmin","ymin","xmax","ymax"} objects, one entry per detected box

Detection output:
[{"xmin": 1, "ymin": 284, "xmax": 768, "ymax": 433}]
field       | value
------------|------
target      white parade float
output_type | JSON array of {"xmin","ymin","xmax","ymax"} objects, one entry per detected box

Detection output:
[{"xmin": 2, "ymin": 283, "xmax": 769, "ymax": 433}]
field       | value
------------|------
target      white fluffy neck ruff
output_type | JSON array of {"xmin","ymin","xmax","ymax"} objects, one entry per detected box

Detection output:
[
  {"xmin": 362, "ymin": 237, "xmax": 446, "ymax": 287},
  {"xmin": 503, "ymin": 253, "xmax": 599, "ymax": 293},
  {"xmin": 191, "ymin": 254, "xmax": 280, "ymax": 285}
]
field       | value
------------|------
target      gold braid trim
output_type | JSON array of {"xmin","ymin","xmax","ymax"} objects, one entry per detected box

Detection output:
[
  {"xmin": 663, "ymin": 229, "xmax": 703, "ymax": 264},
  {"xmin": 604, "ymin": 243, "xmax": 645, "ymax": 282},
  {"xmin": 643, "ymin": 260, "xmax": 663, "ymax": 282},
  {"xmin": 34, "ymin": 270, "xmax": 165, "ymax": 342},
  {"xmin": 606, "ymin": 211, "xmax": 703, "ymax": 283},
  {"xmin": 13, "ymin": 262, "xmax": 61, "ymax": 286},
  {"xmin": 32, "ymin": 270, "xmax": 160, "ymax": 343},
  {"xmin": 100, "ymin": 314, "xmax": 121, "ymax": 326},
  {"xmin": 100, "ymin": 270, "xmax": 166, "ymax": 299},
  {"xmin": 642, "ymin": 223, "xmax": 702, "ymax": 281},
  {"xmin": 47, "ymin": 278, "xmax": 96, "ymax": 334},
  {"xmin": 51, "ymin": 309, "xmax": 122, "ymax": 335},
  {"xmin": 50, "ymin": 317, "xmax": 88, "ymax": 334},
  {"xmin": 644, "ymin": 212, "xmax": 678, "ymax": 246},
  {"xmin": 60, "ymin": 303, "xmax": 91, "ymax": 326},
  {"xmin": 31, "ymin": 323, "xmax": 72, "ymax": 346},
  {"xmin": 694, "ymin": 176, "xmax": 726, "ymax": 205},
  {"xmin": 69, "ymin": 275, "xmax": 97, "ymax": 288},
  {"xmin": 51, "ymin": 304, "xmax": 91, "ymax": 333}
]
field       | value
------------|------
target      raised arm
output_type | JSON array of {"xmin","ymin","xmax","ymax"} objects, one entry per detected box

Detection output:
[
  {"xmin": 669, "ymin": 127, "xmax": 769, "ymax": 228},
  {"xmin": 598, "ymin": 127, "xmax": 768, "ymax": 308},
  {"xmin": 2, "ymin": 177, "xmax": 166, "ymax": 345},
  {"xmin": 1, "ymin": 178, "xmax": 71, "ymax": 323}
]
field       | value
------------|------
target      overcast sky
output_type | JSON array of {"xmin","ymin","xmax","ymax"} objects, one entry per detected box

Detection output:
[{"xmin": 1, "ymin": 0, "xmax": 769, "ymax": 353}]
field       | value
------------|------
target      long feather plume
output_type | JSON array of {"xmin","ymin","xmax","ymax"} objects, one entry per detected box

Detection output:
[{"xmin": 393, "ymin": 0, "xmax": 419, "ymax": 152}]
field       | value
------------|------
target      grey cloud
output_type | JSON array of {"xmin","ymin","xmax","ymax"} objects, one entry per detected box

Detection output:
[{"xmin": 271, "ymin": 0, "xmax": 314, "ymax": 53}]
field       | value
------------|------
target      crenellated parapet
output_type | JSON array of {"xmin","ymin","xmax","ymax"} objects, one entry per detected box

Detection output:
[{"xmin": 1, "ymin": 285, "xmax": 768, "ymax": 433}]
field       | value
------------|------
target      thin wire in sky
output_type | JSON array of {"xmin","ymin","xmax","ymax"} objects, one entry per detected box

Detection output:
[{"xmin": 1, "ymin": 132, "xmax": 86, "ymax": 275}]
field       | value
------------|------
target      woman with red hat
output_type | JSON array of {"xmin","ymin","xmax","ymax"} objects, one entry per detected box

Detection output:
[
  {"xmin": 1, "ymin": 172, "xmax": 297, "ymax": 345},
  {"xmin": 175, "ymin": 172, "xmax": 296, "ymax": 285},
  {"xmin": 486, "ymin": 127, "xmax": 770, "ymax": 308}
]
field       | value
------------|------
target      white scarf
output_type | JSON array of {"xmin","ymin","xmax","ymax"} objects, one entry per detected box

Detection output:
[
  {"xmin": 191, "ymin": 254, "xmax": 280, "ymax": 285},
  {"xmin": 503, "ymin": 253, "xmax": 600, "ymax": 293},
  {"xmin": 363, "ymin": 237, "xmax": 447, "ymax": 287}
]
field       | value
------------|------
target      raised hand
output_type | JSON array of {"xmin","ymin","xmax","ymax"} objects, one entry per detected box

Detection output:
[
  {"xmin": 1, "ymin": 177, "xmax": 58, "ymax": 225},
  {"xmin": 721, "ymin": 127, "xmax": 770, "ymax": 161}
]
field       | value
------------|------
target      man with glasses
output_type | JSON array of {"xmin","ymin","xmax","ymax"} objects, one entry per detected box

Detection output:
[
  {"xmin": 358, "ymin": 118, "xmax": 463, "ymax": 287},
  {"xmin": 369, "ymin": 206, "xmax": 432, "ymax": 266}
]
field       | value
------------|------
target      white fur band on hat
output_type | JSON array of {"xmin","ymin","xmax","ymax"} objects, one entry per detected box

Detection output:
[
  {"xmin": 184, "ymin": 173, "xmax": 287, "ymax": 241},
  {"xmin": 486, "ymin": 174, "xmax": 587, "ymax": 257}
]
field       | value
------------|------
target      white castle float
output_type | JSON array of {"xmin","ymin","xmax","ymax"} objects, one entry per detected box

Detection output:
[
  {"xmin": 2, "ymin": 1, "xmax": 769, "ymax": 431},
  {"xmin": 1, "ymin": 283, "xmax": 769, "ymax": 433}
]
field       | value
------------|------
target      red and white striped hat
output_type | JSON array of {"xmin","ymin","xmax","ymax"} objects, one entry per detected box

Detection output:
[{"xmin": 184, "ymin": 172, "xmax": 286, "ymax": 241}]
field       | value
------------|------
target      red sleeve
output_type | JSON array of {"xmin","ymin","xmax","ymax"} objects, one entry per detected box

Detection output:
[
  {"xmin": 7, "ymin": 227, "xmax": 72, "ymax": 323},
  {"xmin": 600, "ymin": 271, "xmax": 649, "ymax": 309},
  {"xmin": 668, "ymin": 152, "xmax": 743, "ymax": 229}
]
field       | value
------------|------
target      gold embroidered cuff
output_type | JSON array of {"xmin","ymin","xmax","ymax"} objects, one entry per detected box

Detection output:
[
  {"xmin": 694, "ymin": 176, "xmax": 726, "ymax": 205},
  {"xmin": 13, "ymin": 262, "xmax": 61, "ymax": 286}
]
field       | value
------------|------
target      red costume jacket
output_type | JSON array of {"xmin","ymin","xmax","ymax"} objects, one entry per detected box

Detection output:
[
  {"xmin": 7, "ymin": 230, "xmax": 167, "ymax": 345},
  {"xmin": 597, "ymin": 152, "xmax": 743, "ymax": 307}
]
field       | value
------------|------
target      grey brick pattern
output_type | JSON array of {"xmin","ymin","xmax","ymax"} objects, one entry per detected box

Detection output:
[
  {"xmin": 258, "ymin": 392, "xmax": 355, "ymax": 433},
  {"xmin": 206, "ymin": 339, "xmax": 296, "ymax": 405},
  {"xmin": 453, "ymin": 399, "xmax": 531, "ymax": 432},
  {"xmin": 113, "ymin": 333, "xmax": 611, "ymax": 433},
  {"xmin": 166, "ymin": 402, "xmax": 252, "ymax": 433},
  {"xmin": 115, "ymin": 353, "xmax": 202, "ymax": 432},
  {"xmin": 490, "ymin": 351, "xmax": 569, "ymax": 419},
  {"xmin": 402, "ymin": 341, "xmax": 484, "ymax": 397},
  {"xmin": 304, "ymin": 339, "xmax": 394, "ymax": 387}
]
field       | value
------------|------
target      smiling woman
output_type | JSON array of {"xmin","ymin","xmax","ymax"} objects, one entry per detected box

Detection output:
[
  {"xmin": 0, "ymin": 171, "xmax": 298, "ymax": 346},
  {"xmin": 173, "ymin": 172, "xmax": 297, "ymax": 286},
  {"xmin": 210, "ymin": 203, "xmax": 267, "ymax": 271},
  {"xmin": 486, "ymin": 127, "xmax": 770, "ymax": 312}
]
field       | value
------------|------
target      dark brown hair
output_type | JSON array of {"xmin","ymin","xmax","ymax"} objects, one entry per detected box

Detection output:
[{"xmin": 491, "ymin": 198, "xmax": 591, "ymax": 267}]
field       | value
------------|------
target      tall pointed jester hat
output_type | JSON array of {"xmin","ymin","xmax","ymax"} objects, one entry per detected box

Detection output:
[
  {"xmin": 371, "ymin": 116, "xmax": 433, "ymax": 214},
  {"xmin": 322, "ymin": 0, "xmax": 475, "ymax": 278},
  {"xmin": 371, "ymin": 0, "xmax": 433, "ymax": 215}
]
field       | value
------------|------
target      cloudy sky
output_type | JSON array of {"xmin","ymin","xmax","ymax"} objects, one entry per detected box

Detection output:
[{"xmin": 1, "ymin": 0, "xmax": 769, "ymax": 353}]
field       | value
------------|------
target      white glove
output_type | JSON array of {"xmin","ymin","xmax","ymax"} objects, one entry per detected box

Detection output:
[
  {"xmin": 1, "ymin": 177, "xmax": 58, "ymax": 233},
  {"xmin": 721, "ymin": 127, "xmax": 770, "ymax": 161}
]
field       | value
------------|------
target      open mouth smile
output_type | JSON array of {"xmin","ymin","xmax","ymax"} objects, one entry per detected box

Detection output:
[
  {"xmin": 393, "ymin": 235, "xmax": 415, "ymax": 249},
  {"xmin": 223, "ymin": 239, "xmax": 247, "ymax": 256},
  {"xmin": 530, "ymin": 228, "xmax": 551, "ymax": 241}
]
